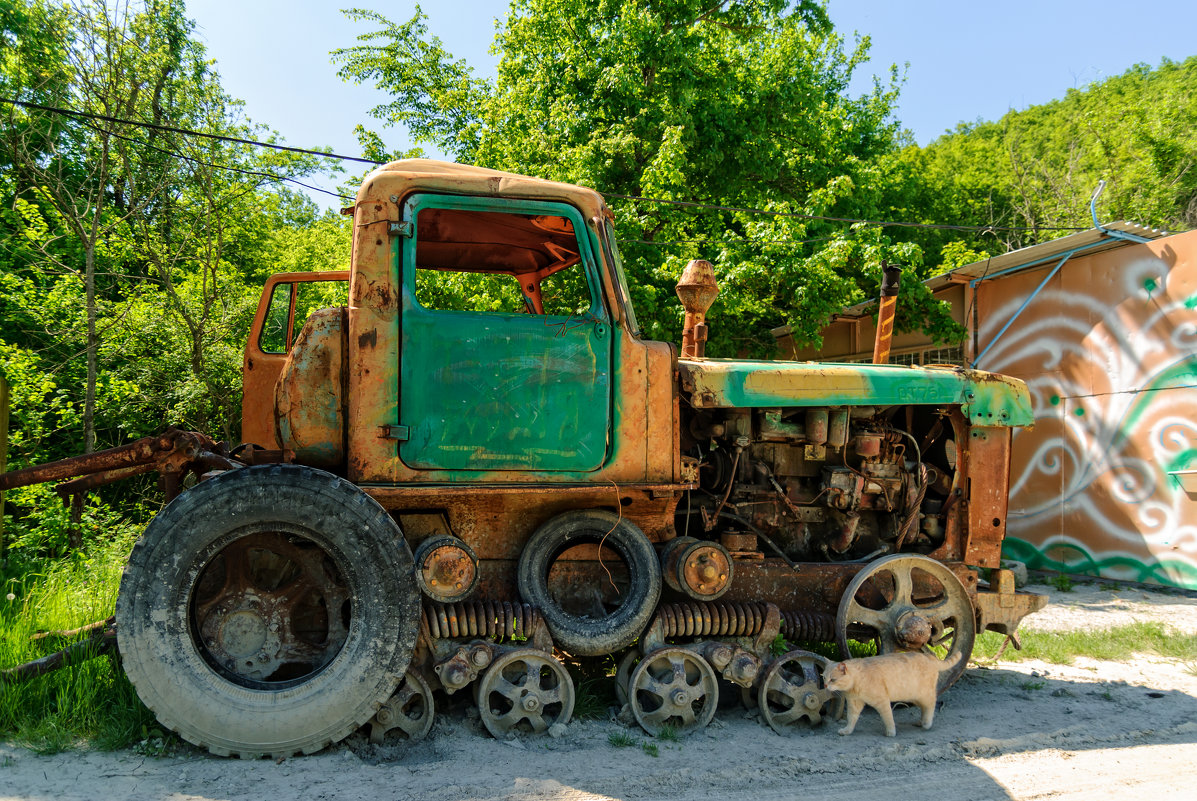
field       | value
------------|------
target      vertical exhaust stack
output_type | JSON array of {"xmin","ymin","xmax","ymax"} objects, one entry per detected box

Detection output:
[
  {"xmin": 872, "ymin": 261, "xmax": 901, "ymax": 364},
  {"xmin": 676, "ymin": 259, "xmax": 719, "ymax": 358}
]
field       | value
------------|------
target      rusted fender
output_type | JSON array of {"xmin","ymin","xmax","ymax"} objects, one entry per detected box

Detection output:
[{"xmin": 677, "ymin": 358, "xmax": 1033, "ymax": 427}]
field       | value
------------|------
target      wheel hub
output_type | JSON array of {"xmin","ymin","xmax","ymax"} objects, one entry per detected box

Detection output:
[
  {"xmin": 895, "ymin": 611, "xmax": 933, "ymax": 649},
  {"xmin": 217, "ymin": 609, "xmax": 268, "ymax": 658},
  {"xmin": 192, "ymin": 531, "xmax": 350, "ymax": 685}
]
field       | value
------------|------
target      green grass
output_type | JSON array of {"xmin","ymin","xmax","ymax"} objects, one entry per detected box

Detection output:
[
  {"xmin": 641, "ymin": 741, "xmax": 659, "ymax": 757},
  {"xmin": 573, "ymin": 676, "xmax": 616, "ymax": 720},
  {"xmin": 1049, "ymin": 573, "xmax": 1075, "ymax": 592},
  {"xmin": 974, "ymin": 622, "xmax": 1197, "ymax": 665},
  {"xmin": 0, "ymin": 533, "xmax": 156, "ymax": 753},
  {"xmin": 657, "ymin": 724, "xmax": 679, "ymax": 742},
  {"xmin": 608, "ymin": 730, "xmax": 637, "ymax": 747}
]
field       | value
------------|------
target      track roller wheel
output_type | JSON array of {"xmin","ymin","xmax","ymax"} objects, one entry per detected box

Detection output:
[
  {"xmin": 629, "ymin": 647, "xmax": 718, "ymax": 736},
  {"xmin": 369, "ymin": 671, "xmax": 435, "ymax": 743},
  {"xmin": 758, "ymin": 650, "xmax": 839, "ymax": 734},
  {"xmin": 476, "ymin": 649, "xmax": 574, "ymax": 737},
  {"xmin": 614, "ymin": 647, "xmax": 641, "ymax": 707}
]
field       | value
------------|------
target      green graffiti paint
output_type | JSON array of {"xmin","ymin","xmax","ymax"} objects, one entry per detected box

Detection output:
[
  {"xmin": 1002, "ymin": 537, "xmax": 1197, "ymax": 590},
  {"xmin": 1143, "ymin": 277, "xmax": 1158, "ymax": 295},
  {"xmin": 1073, "ymin": 407, "xmax": 1085, "ymax": 416},
  {"xmin": 1122, "ymin": 356, "xmax": 1197, "ymax": 432},
  {"xmin": 1049, "ymin": 395, "xmax": 1061, "ymax": 406}
]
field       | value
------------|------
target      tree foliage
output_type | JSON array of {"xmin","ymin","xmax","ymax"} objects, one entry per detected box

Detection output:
[
  {"xmin": 335, "ymin": 0, "xmax": 961, "ymax": 354},
  {"xmin": 917, "ymin": 57, "xmax": 1197, "ymax": 253}
]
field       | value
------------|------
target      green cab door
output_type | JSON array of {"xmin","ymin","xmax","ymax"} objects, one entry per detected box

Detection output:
[{"xmin": 398, "ymin": 195, "xmax": 612, "ymax": 472}]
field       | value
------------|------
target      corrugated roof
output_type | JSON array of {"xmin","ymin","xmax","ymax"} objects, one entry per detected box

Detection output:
[{"xmin": 924, "ymin": 221, "xmax": 1168, "ymax": 291}]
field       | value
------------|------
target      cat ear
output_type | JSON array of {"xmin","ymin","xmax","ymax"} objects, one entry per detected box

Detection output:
[{"xmin": 834, "ymin": 663, "xmax": 847, "ymax": 675}]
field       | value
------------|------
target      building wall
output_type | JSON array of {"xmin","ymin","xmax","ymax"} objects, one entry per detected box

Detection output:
[{"xmin": 975, "ymin": 230, "xmax": 1197, "ymax": 589}]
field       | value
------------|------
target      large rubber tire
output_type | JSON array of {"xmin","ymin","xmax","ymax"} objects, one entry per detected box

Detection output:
[
  {"xmin": 517, "ymin": 510, "xmax": 661, "ymax": 656},
  {"xmin": 116, "ymin": 464, "xmax": 420, "ymax": 758}
]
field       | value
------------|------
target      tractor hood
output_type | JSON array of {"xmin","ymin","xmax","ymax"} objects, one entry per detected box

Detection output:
[{"xmin": 677, "ymin": 359, "xmax": 1033, "ymax": 427}]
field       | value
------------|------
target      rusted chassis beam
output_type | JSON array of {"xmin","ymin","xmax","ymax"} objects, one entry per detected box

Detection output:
[{"xmin": 0, "ymin": 428, "xmax": 242, "ymax": 502}]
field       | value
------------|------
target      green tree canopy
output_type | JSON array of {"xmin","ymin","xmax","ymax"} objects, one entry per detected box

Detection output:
[{"xmin": 335, "ymin": 0, "xmax": 964, "ymax": 354}]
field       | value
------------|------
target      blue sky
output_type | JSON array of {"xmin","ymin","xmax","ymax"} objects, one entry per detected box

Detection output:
[{"xmin": 185, "ymin": 0, "xmax": 1197, "ymax": 209}]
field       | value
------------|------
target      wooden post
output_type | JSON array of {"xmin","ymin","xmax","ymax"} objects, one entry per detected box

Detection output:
[{"xmin": 1, "ymin": 372, "xmax": 9, "ymax": 566}]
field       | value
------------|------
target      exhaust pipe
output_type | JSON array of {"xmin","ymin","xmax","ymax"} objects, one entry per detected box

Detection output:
[
  {"xmin": 872, "ymin": 261, "xmax": 901, "ymax": 364},
  {"xmin": 676, "ymin": 259, "xmax": 719, "ymax": 358}
]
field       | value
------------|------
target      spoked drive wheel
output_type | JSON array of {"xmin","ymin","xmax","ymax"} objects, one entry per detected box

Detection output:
[
  {"xmin": 758, "ymin": 650, "xmax": 839, "ymax": 734},
  {"xmin": 116, "ymin": 465, "xmax": 421, "ymax": 758},
  {"xmin": 835, "ymin": 554, "xmax": 975, "ymax": 691},
  {"xmin": 369, "ymin": 671, "xmax": 435, "ymax": 743},
  {"xmin": 629, "ymin": 647, "xmax": 718, "ymax": 736},
  {"xmin": 476, "ymin": 648, "xmax": 575, "ymax": 737}
]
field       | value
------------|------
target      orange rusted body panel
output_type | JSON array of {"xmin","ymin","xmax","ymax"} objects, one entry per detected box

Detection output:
[{"xmin": 242, "ymin": 271, "xmax": 349, "ymax": 450}]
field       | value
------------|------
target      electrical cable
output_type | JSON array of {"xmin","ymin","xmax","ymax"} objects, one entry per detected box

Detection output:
[{"xmin": 2, "ymin": 96, "xmax": 1090, "ymax": 236}]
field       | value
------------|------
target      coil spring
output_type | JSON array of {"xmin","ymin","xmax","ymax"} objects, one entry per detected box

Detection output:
[
  {"xmin": 779, "ymin": 610, "xmax": 837, "ymax": 643},
  {"xmin": 653, "ymin": 601, "xmax": 836, "ymax": 643},
  {"xmin": 422, "ymin": 600, "xmax": 541, "ymax": 642}
]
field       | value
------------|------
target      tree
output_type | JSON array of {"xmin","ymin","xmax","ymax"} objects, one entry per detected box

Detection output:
[
  {"xmin": 918, "ymin": 57, "xmax": 1197, "ymax": 252},
  {"xmin": 334, "ymin": 0, "xmax": 961, "ymax": 354}
]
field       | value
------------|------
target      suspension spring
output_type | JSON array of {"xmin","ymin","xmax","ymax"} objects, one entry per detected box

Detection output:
[
  {"xmin": 652, "ymin": 601, "xmax": 836, "ymax": 642},
  {"xmin": 779, "ymin": 609, "xmax": 837, "ymax": 643},
  {"xmin": 422, "ymin": 600, "xmax": 542, "ymax": 642}
]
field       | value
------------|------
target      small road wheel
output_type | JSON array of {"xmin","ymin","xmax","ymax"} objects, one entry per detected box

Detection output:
[
  {"xmin": 517, "ymin": 510, "xmax": 661, "ymax": 656},
  {"xmin": 758, "ymin": 650, "xmax": 838, "ymax": 734},
  {"xmin": 614, "ymin": 647, "xmax": 641, "ymax": 707},
  {"xmin": 835, "ymin": 554, "xmax": 975, "ymax": 692},
  {"xmin": 116, "ymin": 464, "xmax": 420, "ymax": 758},
  {"xmin": 629, "ymin": 646, "xmax": 718, "ymax": 737},
  {"xmin": 369, "ymin": 671, "xmax": 435, "ymax": 743},
  {"xmin": 476, "ymin": 649, "xmax": 574, "ymax": 737}
]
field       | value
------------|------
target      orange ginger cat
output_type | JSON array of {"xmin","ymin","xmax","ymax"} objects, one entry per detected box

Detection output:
[{"xmin": 822, "ymin": 649, "xmax": 964, "ymax": 737}]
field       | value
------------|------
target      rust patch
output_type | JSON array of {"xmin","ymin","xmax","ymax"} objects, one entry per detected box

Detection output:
[{"xmin": 358, "ymin": 329, "xmax": 378, "ymax": 349}]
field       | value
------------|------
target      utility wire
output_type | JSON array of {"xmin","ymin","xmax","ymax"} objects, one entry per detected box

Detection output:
[
  {"xmin": 2, "ymin": 97, "xmax": 377, "ymax": 165},
  {"xmin": 3, "ymin": 96, "xmax": 1089, "ymax": 234},
  {"xmin": 78, "ymin": 117, "xmax": 355, "ymax": 200},
  {"xmin": 605, "ymin": 192, "xmax": 1086, "ymax": 233}
]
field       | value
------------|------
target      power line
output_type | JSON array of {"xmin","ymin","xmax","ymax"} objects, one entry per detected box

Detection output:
[
  {"xmin": 2, "ymin": 97, "xmax": 377, "ymax": 165},
  {"xmin": 77, "ymin": 117, "xmax": 354, "ymax": 200},
  {"xmin": 3, "ymin": 96, "xmax": 1090, "ymax": 235},
  {"xmin": 604, "ymin": 192, "xmax": 1086, "ymax": 233}
]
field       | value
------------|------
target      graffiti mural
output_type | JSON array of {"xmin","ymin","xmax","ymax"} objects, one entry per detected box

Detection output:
[{"xmin": 975, "ymin": 231, "xmax": 1197, "ymax": 588}]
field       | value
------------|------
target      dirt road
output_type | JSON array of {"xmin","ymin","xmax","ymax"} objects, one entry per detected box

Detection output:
[{"xmin": 3, "ymin": 581, "xmax": 1195, "ymax": 801}]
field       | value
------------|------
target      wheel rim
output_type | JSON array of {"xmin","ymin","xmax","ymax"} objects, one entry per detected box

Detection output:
[
  {"xmin": 614, "ymin": 647, "xmax": 640, "ymax": 707},
  {"xmin": 190, "ymin": 529, "xmax": 351, "ymax": 688},
  {"xmin": 758, "ymin": 650, "xmax": 837, "ymax": 734},
  {"xmin": 477, "ymin": 649, "xmax": 575, "ymax": 737},
  {"xmin": 835, "ymin": 554, "xmax": 975, "ymax": 691},
  {"xmin": 629, "ymin": 647, "xmax": 718, "ymax": 736},
  {"xmin": 369, "ymin": 670, "xmax": 435, "ymax": 743}
]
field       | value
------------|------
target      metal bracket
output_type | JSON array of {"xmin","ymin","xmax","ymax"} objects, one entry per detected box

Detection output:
[
  {"xmin": 388, "ymin": 221, "xmax": 413, "ymax": 238},
  {"xmin": 379, "ymin": 424, "xmax": 410, "ymax": 441}
]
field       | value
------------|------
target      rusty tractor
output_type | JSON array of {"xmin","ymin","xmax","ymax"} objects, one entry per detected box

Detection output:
[{"xmin": 0, "ymin": 160, "xmax": 1045, "ymax": 757}]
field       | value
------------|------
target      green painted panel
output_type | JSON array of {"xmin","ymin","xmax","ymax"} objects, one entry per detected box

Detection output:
[
  {"xmin": 399, "ymin": 195, "xmax": 612, "ymax": 471},
  {"xmin": 678, "ymin": 359, "xmax": 1033, "ymax": 426}
]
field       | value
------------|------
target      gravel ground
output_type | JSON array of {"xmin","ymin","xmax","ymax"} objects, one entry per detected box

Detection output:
[{"xmin": 2, "ymin": 579, "xmax": 1195, "ymax": 801}]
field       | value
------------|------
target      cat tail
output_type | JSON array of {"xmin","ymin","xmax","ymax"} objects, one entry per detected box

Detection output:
[{"xmin": 938, "ymin": 648, "xmax": 967, "ymax": 672}]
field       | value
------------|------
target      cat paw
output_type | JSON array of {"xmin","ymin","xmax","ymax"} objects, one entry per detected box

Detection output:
[
  {"xmin": 837, "ymin": 727, "xmax": 852, "ymax": 736},
  {"xmin": 884, "ymin": 729, "xmax": 897, "ymax": 737}
]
